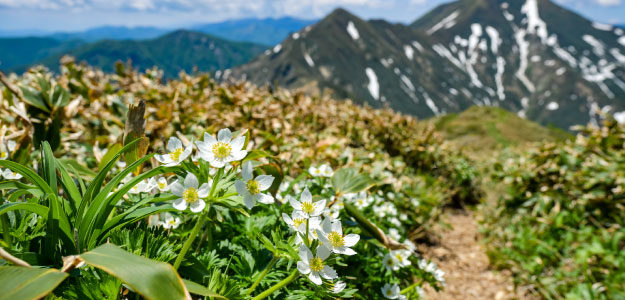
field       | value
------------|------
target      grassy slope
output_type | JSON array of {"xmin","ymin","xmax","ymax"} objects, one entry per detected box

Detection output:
[{"xmin": 431, "ymin": 106, "xmax": 571, "ymax": 160}]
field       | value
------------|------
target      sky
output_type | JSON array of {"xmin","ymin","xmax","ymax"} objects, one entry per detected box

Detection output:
[{"xmin": 0, "ymin": 0, "xmax": 624, "ymax": 33}]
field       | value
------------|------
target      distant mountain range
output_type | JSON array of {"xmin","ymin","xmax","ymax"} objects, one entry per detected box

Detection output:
[
  {"xmin": 0, "ymin": 17, "xmax": 314, "ymax": 72},
  {"xmin": 229, "ymin": 0, "xmax": 625, "ymax": 129},
  {"xmin": 33, "ymin": 30, "xmax": 266, "ymax": 76}
]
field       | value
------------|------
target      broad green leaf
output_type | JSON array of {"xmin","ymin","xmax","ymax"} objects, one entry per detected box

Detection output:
[
  {"xmin": 182, "ymin": 279, "xmax": 229, "ymax": 300},
  {"xmin": 0, "ymin": 266, "xmax": 68, "ymax": 300},
  {"xmin": 19, "ymin": 86, "xmax": 49, "ymax": 112},
  {"xmin": 80, "ymin": 244, "xmax": 191, "ymax": 300},
  {"xmin": 331, "ymin": 167, "xmax": 376, "ymax": 195},
  {"xmin": 243, "ymin": 150, "xmax": 273, "ymax": 162},
  {"xmin": 98, "ymin": 204, "xmax": 176, "ymax": 244}
]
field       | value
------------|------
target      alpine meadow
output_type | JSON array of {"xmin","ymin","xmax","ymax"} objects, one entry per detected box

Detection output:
[{"xmin": 0, "ymin": 0, "xmax": 624, "ymax": 300}]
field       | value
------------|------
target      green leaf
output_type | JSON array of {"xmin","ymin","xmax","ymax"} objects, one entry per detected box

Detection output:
[
  {"xmin": 58, "ymin": 159, "xmax": 97, "ymax": 178},
  {"xmin": 0, "ymin": 266, "xmax": 68, "ymax": 300},
  {"xmin": 80, "ymin": 244, "xmax": 191, "ymax": 300},
  {"xmin": 19, "ymin": 86, "xmax": 49, "ymax": 112},
  {"xmin": 243, "ymin": 150, "xmax": 273, "ymax": 162},
  {"xmin": 98, "ymin": 143, "xmax": 122, "ymax": 171},
  {"xmin": 0, "ymin": 202, "xmax": 49, "ymax": 217},
  {"xmin": 331, "ymin": 167, "xmax": 376, "ymax": 195},
  {"xmin": 182, "ymin": 279, "xmax": 229, "ymax": 300}
]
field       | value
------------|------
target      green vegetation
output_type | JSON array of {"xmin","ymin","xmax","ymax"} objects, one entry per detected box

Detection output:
[{"xmin": 484, "ymin": 120, "xmax": 625, "ymax": 299}]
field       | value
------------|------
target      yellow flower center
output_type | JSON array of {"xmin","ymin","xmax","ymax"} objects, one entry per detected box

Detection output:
[
  {"xmin": 158, "ymin": 182, "xmax": 166, "ymax": 189},
  {"xmin": 246, "ymin": 179, "xmax": 260, "ymax": 194},
  {"xmin": 328, "ymin": 231, "xmax": 345, "ymax": 248},
  {"xmin": 309, "ymin": 257, "xmax": 324, "ymax": 272},
  {"xmin": 212, "ymin": 142, "xmax": 232, "ymax": 159},
  {"xmin": 169, "ymin": 148, "xmax": 184, "ymax": 161},
  {"xmin": 1, "ymin": 151, "xmax": 7, "ymax": 158},
  {"xmin": 301, "ymin": 201, "xmax": 315, "ymax": 214},
  {"xmin": 168, "ymin": 219, "xmax": 177, "ymax": 225},
  {"xmin": 386, "ymin": 289, "xmax": 394, "ymax": 296},
  {"xmin": 293, "ymin": 218, "xmax": 306, "ymax": 228},
  {"xmin": 183, "ymin": 187, "xmax": 199, "ymax": 203}
]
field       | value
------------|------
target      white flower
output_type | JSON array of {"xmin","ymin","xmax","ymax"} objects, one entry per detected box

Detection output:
[
  {"xmin": 282, "ymin": 210, "xmax": 308, "ymax": 233},
  {"xmin": 383, "ymin": 253, "xmax": 400, "ymax": 271},
  {"xmin": 196, "ymin": 129, "xmax": 247, "ymax": 168},
  {"xmin": 331, "ymin": 280, "xmax": 346, "ymax": 293},
  {"xmin": 127, "ymin": 178, "xmax": 152, "ymax": 194},
  {"xmin": 390, "ymin": 250, "xmax": 412, "ymax": 268},
  {"xmin": 289, "ymin": 188, "xmax": 326, "ymax": 219},
  {"xmin": 317, "ymin": 218, "xmax": 359, "ymax": 255},
  {"xmin": 294, "ymin": 216, "xmax": 322, "ymax": 245},
  {"xmin": 319, "ymin": 164, "xmax": 334, "ymax": 177},
  {"xmin": 381, "ymin": 283, "xmax": 401, "ymax": 299},
  {"xmin": 2, "ymin": 169, "xmax": 23, "ymax": 180},
  {"xmin": 155, "ymin": 177, "xmax": 169, "ymax": 192},
  {"xmin": 170, "ymin": 173, "xmax": 211, "ymax": 213},
  {"xmin": 388, "ymin": 228, "xmax": 401, "ymax": 242},
  {"xmin": 351, "ymin": 191, "xmax": 374, "ymax": 209},
  {"xmin": 161, "ymin": 213, "xmax": 182, "ymax": 229},
  {"xmin": 235, "ymin": 161, "xmax": 274, "ymax": 209},
  {"xmin": 0, "ymin": 139, "xmax": 16, "ymax": 160},
  {"xmin": 155, "ymin": 137, "xmax": 192, "ymax": 166},
  {"xmin": 308, "ymin": 166, "xmax": 324, "ymax": 177},
  {"xmin": 297, "ymin": 245, "xmax": 337, "ymax": 285}
]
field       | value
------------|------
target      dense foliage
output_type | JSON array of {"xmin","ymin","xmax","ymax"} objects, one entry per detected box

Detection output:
[
  {"xmin": 0, "ymin": 60, "xmax": 483, "ymax": 299},
  {"xmin": 485, "ymin": 120, "xmax": 625, "ymax": 299}
]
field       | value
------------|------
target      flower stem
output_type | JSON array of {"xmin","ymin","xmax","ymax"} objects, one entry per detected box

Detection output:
[
  {"xmin": 245, "ymin": 256, "xmax": 279, "ymax": 296},
  {"xmin": 1, "ymin": 215, "xmax": 11, "ymax": 247},
  {"xmin": 173, "ymin": 212, "xmax": 206, "ymax": 270},
  {"xmin": 400, "ymin": 279, "xmax": 423, "ymax": 295},
  {"xmin": 251, "ymin": 268, "xmax": 299, "ymax": 300}
]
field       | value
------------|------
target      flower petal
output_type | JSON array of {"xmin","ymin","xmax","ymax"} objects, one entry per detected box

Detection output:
[
  {"xmin": 203, "ymin": 132, "xmax": 217, "ymax": 145},
  {"xmin": 316, "ymin": 245, "xmax": 331, "ymax": 260},
  {"xmin": 154, "ymin": 154, "xmax": 171, "ymax": 164},
  {"xmin": 217, "ymin": 128, "xmax": 232, "ymax": 142},
  {"xmin": 172, "ymin": 198, "xmax": 187, "ymax": 211},
  {"xmin": 184, "ymin": 173, "xmax": 199, "ymax": 189},
  {"xmin": 189, "ymin": 200, "xmax": 206, "ymax": 213},
  {"xmin": 230, "ymin": 150, "xmax": 247, "ymax": 161},
  {"xmin": 230, "ymin": 136, "xmax": 245, "ymax": 151},
  {"xmin": 243, "ymin": 194, "xmax": 255, "ymax": 210},
  {"xmin": 169, "ymin": 181, "xmax": 184, "ymax": 196},
  {"xmin": 337, "ymin": 247, "xmax": 357, "ymax": 256},
  {"xmin": 256, "ymin": 193, "xmax": 274, "ymax": 204},
  {"xmin": 343, "ymin": 234, "xmax": 360, "ymax": 247},
  {"xmin": 282, "ymin": 213, "xmax": 293, "ymax": 226},
  {"xmin": 197, "ymin": 183, "xmax": 211, "ymax": 198},
  {"xmin": 235, "ymin": 180, "xmax": 247, "ymax": 195},
  {"xmin": 167, "ymin": 137, "xmax": 182, "ymax": 151},
  {"xmin": 209, "ymin": 158, "xmax": 225, "ymax": 168},
  {"xmin": 321, "ymin": 218, "xmax": 332, "ymax": 234},
  {"xmin": 331, "ymin": 220, "xmax": 342, "ymax": 235},
  {"xmin": 297, "ymin": 261, "xmax": 311, "ymax": 275},
  {"xmin": 242, "ymin": 161, "xmax": 253, "ymax": 181},
  {"xmin": 299, "ymin": 244, "xmax": 313, "ymax": 263},
  {"xmin": 288, "ymin": 195, "xmax": 302, "ymax": 211},
  {"xmin": 311, "ymin": 200, "xmax": 326, "ymax": 217},
  {"xmin": 320, "ymin": 266, "xmax": 337, "ymax": 280},
  {"xmin": 308, "ymin": 272, "xmax": 322, "ymax": 285},
  {"xmin": 301, "ymin": 188, "xmax": 312, "ymax": 203},
  {"xmin": 316, "ymin": 229, "xmax": 331, "ymax": 246},
  {"xmin": 256, "ymin": 175, "xmax": 274, "ymax": 190}
]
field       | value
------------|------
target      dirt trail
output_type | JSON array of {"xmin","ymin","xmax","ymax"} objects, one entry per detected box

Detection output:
[{"xmin": 419, "ymin": 210, "xmax": 533, "ymax": 300}]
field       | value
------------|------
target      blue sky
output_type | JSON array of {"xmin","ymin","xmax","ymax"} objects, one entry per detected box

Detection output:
[{"xmin": 0, "ymin": 0, "xmax": 623, "ymax": 32}]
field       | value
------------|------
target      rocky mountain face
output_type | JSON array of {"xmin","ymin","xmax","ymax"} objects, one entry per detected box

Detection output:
[{"xmin": 228, "ymin": 0, "xmax": 625, "ymax": 129}]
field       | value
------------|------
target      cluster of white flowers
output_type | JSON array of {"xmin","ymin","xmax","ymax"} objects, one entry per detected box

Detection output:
[
  {"xmin": 282, "ymin": 188, "xmax": 359, "ymax": 293},
  {"xmin": 419, "ymin": 259, "xmax": 446, "ymax": 285},
  {"xmin": 308, "ymin": 164, "xmax": 334, "ymax": 177},
  {"xmin": 343, "ymin": 191, "xmax": 374, "ymax": 209},
  {"xmin": 0, "ymin": 139, "xmax": 16, "ymax": 160},
  {"xmin": 148, "ymin": 212, "xmax": 182, "ymax": 229}
]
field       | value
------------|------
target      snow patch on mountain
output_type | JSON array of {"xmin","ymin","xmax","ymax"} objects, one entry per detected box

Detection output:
[
  {"xmin": 412, "ymin": 41, "xmax": 423, "ymax": 52},
  {"xmin": 427, "ymin": 10, "xmax": 459, "ymax": 35},
  {"xmin": 404, "ymin": 45, "xmax": 414, "ymax": 60},
  {"xmin": 583, "ymin": 35, "xmax": 605, "ymax": 56},
  {"xmin": 592, "ymin": 22, "xmax": 613, "ymax": 31},
  {"xmin": 522, "ymin": 0, "xmax": 548, "ymax": 43},
  {"xmin": 365, "ymin": 67, "xmax": 379, "ymax": 100},
  {"xmin": 495, "ymin": 57, "xmax": 506, "ymax": 100},
  {"xmin": 304, "ymin": 52, "xmax": 315, "ymax": 67},
  {"xmin": 485, "ymin": 26, "xmax": 501, "ymax": 54},
  {"xmin": 619, "ymin": 36, "xmax": 625, "ymax": 47},
  {"xmin": 547, "ymin": 102, "xmax": 559, "ymax": 110},
  {"xmin": 273, "ymin": 44, "xmax": 282, "ymax": 54},
  {"xmin": 615, "ymin": 111, "xmax": 625, "ymax": 124},
  {"xmin": 514, "ymin": 28, "xmax": 536, "ymax": 92},
  {"xmin": 346, "ymin": 21, "xmax": 360, "ymax": 40}
]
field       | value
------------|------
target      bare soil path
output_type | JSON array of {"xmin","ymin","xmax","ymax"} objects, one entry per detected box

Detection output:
[{"xmin": 419, "ymin": 210, "xmax": 534, "ymax": 300}]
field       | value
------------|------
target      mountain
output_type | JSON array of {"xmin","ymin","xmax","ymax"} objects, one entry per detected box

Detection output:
[
  {"xmin": 33, "ymin": 30, "xmax": 266, "ymax": 76},
  {"xmin": 229, "ymin": 1, "xmax": 625, "ymax": 130},
  {"xmin": 193, "ymin": 17, "xmax": 317, "ymax": 46},
  {"xmin": 49, "ymin": 26, "xmax": 168, "ymax": 42},
  {"xmin": 0, "ymin": 37, "xmax": 84, "ymax": 70}
]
